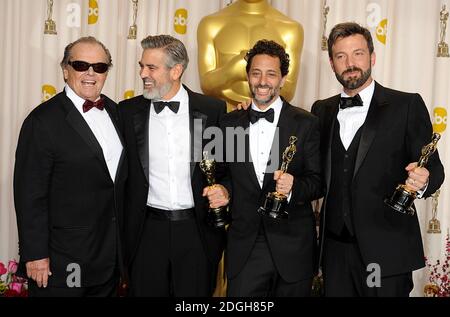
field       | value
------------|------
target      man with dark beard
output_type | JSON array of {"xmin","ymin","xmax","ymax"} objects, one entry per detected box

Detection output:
[
  {"xmin": 119, "ymin": 35, "xmax": 227, "ymax": 296},
  {"xmin": 205, "ymin": 40, "xmax": 322, "ymax": 296},
  {"xmin": 311, "ymin": 22, "xmax": 444, "ymax": 296}
]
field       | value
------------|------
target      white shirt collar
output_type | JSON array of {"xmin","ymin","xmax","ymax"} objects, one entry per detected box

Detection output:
[
  {"xmin": 250, "ymin": 96, "xmax": 283, "ymax": 123},
  {"xmin": 65, "ymin": 84, "xmax": 103, "ymax": 113},
  {"xmin": 152, "ymin": 84, "xmax": 189, "ymax": 115},
  {"xmin": 341, "ymin": 79, "xmax": 375, "ymax": 109}
]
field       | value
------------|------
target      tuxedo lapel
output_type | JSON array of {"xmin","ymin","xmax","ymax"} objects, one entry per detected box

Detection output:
[
  {"xmin": 261, "ymin": 102, "xmax": 293, "ymax": 192},
  {"xmin": 133, "ymin": 97, "xmax": 151, "ymax": 183},
  {"xmin": 104, "ymin": 98, "xmax": 126, "ymax": 183},
  {"xmin": 353, "ymin": 82, "xmax": 388, "ymax": 179},
  {"xmin": 187, "ymin": 88, "xmax": 208, "ymax": 178},
  {"xmin": 61, "ymin": 93, "xmax": 110, "ymax": 177},
  {"xmin": 237, "ymin": 111, "xmax": 261, "ymax": 190},
  {"xmin": 324, "ymin": 96, "xmax": 340, "ymax": 192}
]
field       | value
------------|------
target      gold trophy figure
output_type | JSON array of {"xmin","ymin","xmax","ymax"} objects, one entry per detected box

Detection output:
[
  {"xmin": 200, "ymin": 151, "xmax": 230, "ymax": 228},
  {"xmin": 437, "ymin": 5, "xmax": 449, "ymax": 57},
  {"xmin": 258, "ymin": 136, "xmax": 298, "ymax": 219},
  {"xmin": 128, "ymin": 0, "xmax": 139, "ymax": 40},
  {"xmin": 321, "ymin": 2, "xmax": 330, "ymax": 51},
  {"xmin": 427, "ymin": 189, "xmax": 441, "ymax": 234},
  {"xmin": 384, "ymin": 133, "xmax": 441, "ymax": 216},
  {"xmin": 44, "ymin": 0, "xmax": 57, "ymax": 35}
]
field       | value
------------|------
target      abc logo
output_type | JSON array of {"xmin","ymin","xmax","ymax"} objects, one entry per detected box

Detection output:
[
  {"xmin": 376, "ymin": 19, "xmax": 387, "ymax": 45},
  {"xmin": 88, "ymin": 0, "xmax": 99, "ymax": 25},
  {"xmin": 42, "ymin": 84, "xmax": 56, "ymax": 102},
  {"xmin": 433, "ymin": 107, "xmax": 447, "ymax": 133},
  {"xmin": 123, "ymin": 90, "xmax": 135, "ymax": 100},
  {"xmin": 174, "ymin": 9, "xmax": 188, "ymax": 34}
]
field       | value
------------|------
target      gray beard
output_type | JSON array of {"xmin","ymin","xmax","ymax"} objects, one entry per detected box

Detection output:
[{"xmin": 143, "ymin": 82, "xmax": 172, "ymax": 100}]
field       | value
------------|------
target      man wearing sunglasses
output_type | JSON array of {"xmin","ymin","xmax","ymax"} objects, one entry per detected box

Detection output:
[
  {"xmin": 119, "ymin": 35, "xmax": 227, "ymax": 296},
  {"xmin": 14, "ymin": 36, "xmax": 127, "ymax": 296}
]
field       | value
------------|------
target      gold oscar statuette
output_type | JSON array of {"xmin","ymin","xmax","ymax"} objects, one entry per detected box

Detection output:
[
  {"xmin": 200, "ymin": 151, "xmax": 230, "ymax": 228},
  {"xmin": 427, "ymin": 189, "xmax": 441, "ymax": 234},
  {"xmin": 258, "ymin": 136, "xmax": 298, "ymax": 219},
  {"xmin": 44, "ymin": 0, "xmax": 57, "ymax": 35},
  {"xmin": 438, "ymin": 5, "xmax": 450, "ymax": 57},
  {"xmin": 128, "ymin": 0, "xmax": 139, "ymax": 40},
  {"xmin": 384, "ymin": 133, "xmax": 441, "ymax": 216},
  {"xmin": 321, "ymin": 2, "xmax": 330, "ymax": 51}
]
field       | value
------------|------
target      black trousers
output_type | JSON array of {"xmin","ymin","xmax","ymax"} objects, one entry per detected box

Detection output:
[
  {"xmin": 129, "ymin": 210, "xmax": 214, "ymax": 297},
  {"xmin": 323, "ymin": 237, "xmax": 413, "ymax": 297},
  {"xmin": 28, "ymin": 272, "xmax": 119, "ymax": 297},
  {"xmin": 227, "ymin": 234, "xmax": 313, "ymax": 297}
]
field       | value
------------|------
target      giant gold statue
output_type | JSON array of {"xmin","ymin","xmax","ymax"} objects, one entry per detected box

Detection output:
[{"xmin": 197, "ymin": 0, "xmax": 303, "ymax": 107}]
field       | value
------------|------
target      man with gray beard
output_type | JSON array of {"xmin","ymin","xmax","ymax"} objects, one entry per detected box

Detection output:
[
  {"xmin": 119, "ymin": 35, "xmax": 227, "ymax": 296},
  {"xmin": 311, "ymin": 22, "xmax": 444, "ymax": 297}
]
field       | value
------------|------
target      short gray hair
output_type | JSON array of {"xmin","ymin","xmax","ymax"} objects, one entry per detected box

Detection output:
[
  {"xmin": 141, "ymin": 35, "xmax": 189, "ymax": 74},
  {"xmin": 60, "ymin": 36, "xmax": 112, "ymax": 68}
]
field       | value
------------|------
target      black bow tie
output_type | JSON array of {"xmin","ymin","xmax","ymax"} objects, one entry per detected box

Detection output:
[
  {"xmin": 249, "ymin": 108, "xmax": 275, "ymax": 124},
  {"xmin": 153, "ymin": 101, "xmax": 180, "ymax": 114},
  {"xmin": 339, "ymin": 94, "xmax": 363, "ymax": 109},
  {"xmin": 83, "ymin": 98, "xmax": 105, "ymax": 113}
]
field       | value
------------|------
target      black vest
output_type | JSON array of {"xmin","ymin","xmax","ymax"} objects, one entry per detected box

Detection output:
[{"xmin": 325, "ymin": 120, "xmax": 363, "ymax": 237}]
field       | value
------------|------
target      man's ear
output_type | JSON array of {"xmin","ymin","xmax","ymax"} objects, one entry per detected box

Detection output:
[
  {"xmin": 170, "ymin": 64, "xmax": 184, "ymax": 81},
  {"xmin": 371, "ymin": 51, "xmax": 376, "ymax": 67},
  {"xmin": 62, "ymin": 67, "xmax": 69, "ymax": 82},
  {"xmin": 329, "ymin": 58, "xmax": 336, "ymax": 73},
  {"xmin": 280, "ymin": 75, "xmax": 287, "ymax": 88}
]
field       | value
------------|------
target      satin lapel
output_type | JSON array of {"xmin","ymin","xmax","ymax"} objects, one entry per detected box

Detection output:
[
  {"xmin": 190, "ymin": 110, "xmax": 207, "ymax": 178},
  {"xmin": 187, "ymin": 88, "xmax": 208, "ymax": 178},
  {"xmin": 237, "ymin": 111, "xmax": 261, "ymax": 190},
  {"xmin": 261, "ymin": 102, "xmax": 292, "ymax": 192},
  {"xmin": 104, "ymin": 99, "xmax": 126, "ymax": 183},
  {"xmin": 353, "ymin": 82, "xmax": 388, "ymax": 179},
  {"xmin": 133, "ymin": 97, "xmax": 151, "ymax": 183},
  {"xmin": 324, "ymin": 96, "xmax": 340, "ymax": 192},
  {"xmin": 62, "ymin": 93, "xmax": 109, "ymax": 176}
]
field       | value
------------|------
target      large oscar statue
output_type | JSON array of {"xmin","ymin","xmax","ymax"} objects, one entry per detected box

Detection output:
[
  {"xmin": 258, "ymin": 136, "xmax": 298, "ymax": 219},
  {"xmin": 197, "ymin": 0, "xmax": 303, "ymax": 108},
  {"xmin": 200, "ymin": 151, "xmax": 230, "ymax": 228},
  {"xmin": 384, "ymin": 133, "xmax": 441, "ymax": 216}
]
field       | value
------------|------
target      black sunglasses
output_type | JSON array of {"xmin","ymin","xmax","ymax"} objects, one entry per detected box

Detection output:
[{"xmin": 68, "ymin": 60, "xmax": 109, "ymax": 73}]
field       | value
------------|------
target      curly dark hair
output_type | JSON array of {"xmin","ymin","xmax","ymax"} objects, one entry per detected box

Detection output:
[{"xmin": 245, "ymin": 39, "xmax": 290, "ymax": 77}]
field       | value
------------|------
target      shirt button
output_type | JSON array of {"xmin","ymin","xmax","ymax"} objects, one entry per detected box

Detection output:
[
  {"xmin": 343, "ymin": 213, "xmax": 347, "ymax": 217},
  {"xmin": 344, "ymin": 169, "xmax": 348, "ymax": 173},
  {"xmin": 345, "ymin": 154, "xmax": 349, "ymax": 158},
  {"xmin": 112, "ymin": 217, "xmax": 116, "ymax": 222}
]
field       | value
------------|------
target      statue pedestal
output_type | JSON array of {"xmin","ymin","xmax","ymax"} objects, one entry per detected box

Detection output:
[{"xmin": 438, "ymin": 42, "xmax": 450, "ymax": 57}]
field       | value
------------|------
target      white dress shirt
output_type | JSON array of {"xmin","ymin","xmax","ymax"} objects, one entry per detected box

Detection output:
[
  {"xmin": 249, "ymin": 97, "xmax": 283, "ymax": 188},
  {"xmin": 147, "ymin": 85, "xmax": 195, "ymax": 210},
  {"xmin": 337, "ymin": 80, "xmax": 375, "ymax": 150},
  {"xmin": 65, "ymin": 85, "xmax": 123, "ymax": 182}
]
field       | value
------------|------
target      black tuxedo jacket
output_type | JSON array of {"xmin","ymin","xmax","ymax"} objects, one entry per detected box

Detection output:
[
  {"xmin": 14, "ymin": 91, "xmax": 128, "ymax": 287},
  {"xmin": 311, "ymin": 82, "xmax": 445, "ymax": 277},
  {"xmin": 220, "ymin": 101, "xmax": 322, "ymax": 283},
  {"xmin": 119, "ymin": 85, "xmax": 227, "ymax": 268}
]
